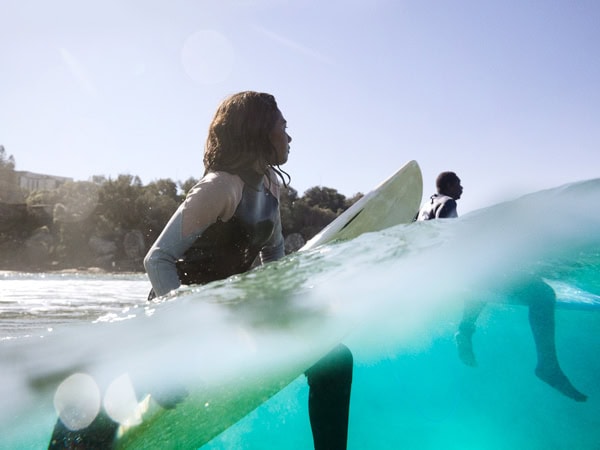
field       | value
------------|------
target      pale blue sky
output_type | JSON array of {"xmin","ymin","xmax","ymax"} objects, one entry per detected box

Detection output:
[{"xmin": 1, "ymin": 0, "xmax": 599, "ymax": 213}]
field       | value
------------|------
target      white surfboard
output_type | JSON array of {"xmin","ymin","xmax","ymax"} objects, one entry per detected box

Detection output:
[
  {"xmin": 302, "ymin": 160, "xmax": 423, "ymax": 250},
  {"xmin": 114, "ymin": 160, "xmax": 423, "ymax": 448}
]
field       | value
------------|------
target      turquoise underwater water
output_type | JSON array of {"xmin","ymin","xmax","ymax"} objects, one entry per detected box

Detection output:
[
  {"xmin": 1, "ymin": 179, "xmax": 600, "ymax": 449},
  {"xmin": 201, "ymin": 307, "xmax": 600, "ymax": 450}
]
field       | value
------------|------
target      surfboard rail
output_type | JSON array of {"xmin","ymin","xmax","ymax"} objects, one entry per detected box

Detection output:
[{"xmin": 302, "ymin": 160, "xmax": 422, "ymax": 250}]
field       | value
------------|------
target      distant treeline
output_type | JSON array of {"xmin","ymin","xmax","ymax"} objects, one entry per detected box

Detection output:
[{"xmin": 0, "ymin": 159, "xmax": 362, "ymax": 272}]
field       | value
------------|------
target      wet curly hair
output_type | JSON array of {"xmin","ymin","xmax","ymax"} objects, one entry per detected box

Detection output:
[{"xmin": 203, "ymin": 91, "xmax": 290, "ymax": 186}]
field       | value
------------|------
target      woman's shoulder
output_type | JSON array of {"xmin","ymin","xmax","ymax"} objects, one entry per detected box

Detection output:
[
  {"xmin": 189, "ymin": 171, "xmax": 244, "ymax": 195},
  {"xmin": 184, "ymin": 171, "xmax": 244, "ymax": 213},
  {"xmin": 203, "ymin": 170, "xmax": 244, "ymax": 184},
  {"xmin": 179, "ymin": 171, "xmax": 246, "ymax": 224},
  {"xmin": 188, "ymin": 169, "xmax": 280, "ymax": 199}
]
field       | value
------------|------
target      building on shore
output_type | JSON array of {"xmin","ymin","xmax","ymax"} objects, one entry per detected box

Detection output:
[
  {"xmin": 16, "ymin": 171, "xmax": 72, "ymax": 192},
  {"xmin": 0, "ymin": 171, "xmax": 73, "ymax": 203}
]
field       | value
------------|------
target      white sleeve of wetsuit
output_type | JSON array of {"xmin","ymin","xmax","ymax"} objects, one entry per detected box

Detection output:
[{"xmin": 144, "ymin": 172, "xmax": 243, "ymax": 297}]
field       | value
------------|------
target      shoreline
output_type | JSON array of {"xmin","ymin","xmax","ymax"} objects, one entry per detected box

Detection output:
[{"xmin": 0, "ymin": 266, "xmax": 145, "ymax": 276}]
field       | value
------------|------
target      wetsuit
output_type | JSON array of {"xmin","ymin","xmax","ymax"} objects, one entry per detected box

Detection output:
[
  {"xmin": 417, "ymin": 193, "xmax": 457, "ymax": 220},
  {"xmin": 145, "ymin": 169, "xmax": 285, "ymax": 296},
  {"xmin": 145, "ymin": 168, "xmax": 353, "ymax": 449}
]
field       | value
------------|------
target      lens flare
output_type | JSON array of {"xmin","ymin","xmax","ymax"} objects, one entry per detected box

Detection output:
[
  {"xmin": 53, "ymin": 373, "xmax": 101, "ymax": 431},
  {"xmin": 104, "ymin": 373, "xmax": 142, "ymax": 427},
  {"xmin": 181, "ymin": 30, "xmax": 235, "ymax": 84}
]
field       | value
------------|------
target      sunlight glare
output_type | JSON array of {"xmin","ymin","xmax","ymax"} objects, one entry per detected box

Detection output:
[
  {"xmin": 53, "ymin": 373, "xmax": 101, "ymax": 431},
  {"xmin": 181, "ymin": 30, "xmax": 235, "ymax": 84}
]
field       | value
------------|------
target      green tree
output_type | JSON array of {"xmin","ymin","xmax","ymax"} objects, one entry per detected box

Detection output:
[
  {"xmin": 0, "ymin": 145, "xmax": 15, "ymax": 170},
  {"xmin": 91, "ymin": 175, "xmax": 107, "ymax": 185},
  {"xmin": 179, "ymin": 177, "xmax": 199, "ymax": 196},
  {"xmin": 45, "ymin": 181, "xmax": 100, "ymax": 265},
  {"xmin": 53, "ymin": 181, "xmax": 100, "ymax": 223},
  {"xmin": 95, "ymin": 174, "xmax": 145, "ymax": 235},
  {"xmin": 302, "ymin": 187, "xmax": 348, "ymax": 214},
  {"xmin": 279, "ymin": 185, "xmax": 299, "ymax": 235},
  {"xmin": 0, "ymin": 145, "xmax": 19, "ymax": 203},
  {"xmin": 26, "ymin": 189, "xmax": 61, "ymax": 208},
  {"xmin": 282, "ymin": 186, "xmax": 361, "ymax": 241},
  {"xmin": 138, "ymin": 178, "xmax": 182, "ymax": 246},
  {"xmin": 293, "ymin": 201, "xmax": 338, "ymax": 240}
]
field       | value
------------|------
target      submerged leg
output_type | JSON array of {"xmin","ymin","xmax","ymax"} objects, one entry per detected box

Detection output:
[
  {"xmin": 48, "ymin": 411, "xmax": 118, "ymax": 449},
  {"xmin": 305, "ymin": 344, "xmax": 353, "ymax": 450},
  {"xmin": 455, "ymin": 300, "xmax": 485, "ymax": 367},
  {"xmin": 519, "ymin": 279, "xmax": 587, "ymax": 402}
]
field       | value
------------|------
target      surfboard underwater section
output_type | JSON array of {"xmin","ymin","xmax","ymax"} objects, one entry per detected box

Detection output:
[
  {"xmin": 114, "ymin": 161, "xmax": 423, "ymax": 449},
  {"xmin": 301, "ymin": 160, "xmax": 423, "ymax": 250},
  {"xmin": 115, "ymin": 357, "xmax": 316, "ymax": 449}
]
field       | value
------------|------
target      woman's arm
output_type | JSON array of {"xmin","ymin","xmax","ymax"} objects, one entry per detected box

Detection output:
[{"xmin": 144, "ymin": 172, "xmax": 243, "ymax": 297}]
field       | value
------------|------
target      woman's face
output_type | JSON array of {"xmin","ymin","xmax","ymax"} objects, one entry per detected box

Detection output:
[{"xmin": 269, "ymin": 109, "xmax": 291, "ymax": 165}]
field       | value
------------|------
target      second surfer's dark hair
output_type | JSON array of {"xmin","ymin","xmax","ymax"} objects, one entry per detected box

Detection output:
[
  {"xmin": 436, "ymin": 171, "xmax": 459, "ymax": 194},
  {"xmin": 203, "ymin": 91, "xmax": 290, "ymax": 186}
]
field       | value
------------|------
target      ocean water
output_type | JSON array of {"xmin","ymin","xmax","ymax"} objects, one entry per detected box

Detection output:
[{"xmin": 1, "ymin": 179, "xmax": 600, "ymax": 449}]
